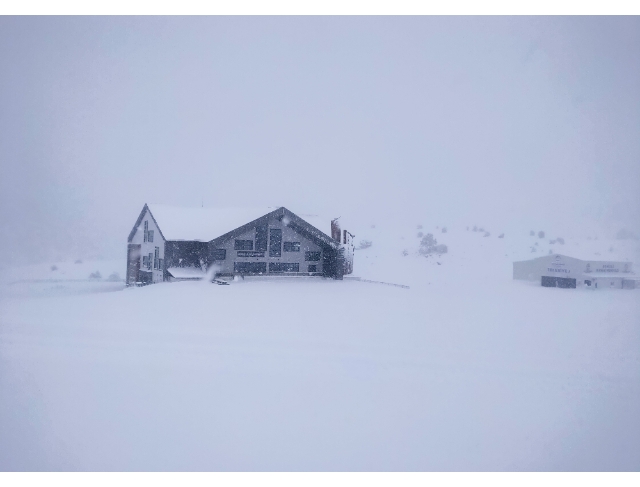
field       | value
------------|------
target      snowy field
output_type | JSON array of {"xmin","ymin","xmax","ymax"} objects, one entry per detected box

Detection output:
[{"xmin": 1, "ymin": 225, "xmax": 639, "ymax": 471}]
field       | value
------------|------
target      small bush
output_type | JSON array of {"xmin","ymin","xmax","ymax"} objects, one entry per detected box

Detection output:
[
  {"xmin": 89, "ymin": 271, "xmax": 102, "ymax": 279},
  {"xmin": 107, "ymin": 272, "xmax": 121, "ymax": 282},
  {"xmin": 417, "ymin": 224, "xmax": 423, "ymax": 230},
  {"xmin": 498, "ymin": 233, "xmax": 504, "ymax": 238},
  {"xmin": 419, "ymin": 234, "xmax": 447, "ymax": 256},
  {"xmin": 556, "ymin": 237, "xmax": 565, "ymax": 245},
  {"xmin": 358, "ymin": 240, "xmax": 372, "ymax": 250},
  {"xmin": 483, "ymin": 232, "xmax": 490, "ymax": 237},
  {"xmin": 51, "ymin": 265, "xmax": 58, "ymax": 271},
  {"xmin": 402, "ymin": 249, "xmax": 409, "ymax": 257},
  {"xmin": 538, "ymin": 231, "xmax": 545, "ymax": 238},
  {"xmin": 433, "ymin": 244, "xmax": 448, "ymax": 254},
  {"xmin": 616, "ymin": 228, "xmax": 638, "ymax": 240}
]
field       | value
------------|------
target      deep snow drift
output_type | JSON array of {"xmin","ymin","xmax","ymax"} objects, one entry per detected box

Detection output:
[{"xmin": 1, "ymin": 224, "xmax": 639, "ymax": 471}]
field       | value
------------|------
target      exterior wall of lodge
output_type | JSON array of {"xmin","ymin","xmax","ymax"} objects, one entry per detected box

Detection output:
[
  {"xmin": 129, "ymin": 207, "xmax": 165, "ymax": 284},
  {"xmin": 209, "ymin": 215, "xmax": 325, "ymax": 275}
]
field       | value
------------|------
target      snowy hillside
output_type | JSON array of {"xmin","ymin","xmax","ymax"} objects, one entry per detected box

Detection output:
[{"xmin": 1, "ymin": 223, "xmax": 639, "ymax": 471}]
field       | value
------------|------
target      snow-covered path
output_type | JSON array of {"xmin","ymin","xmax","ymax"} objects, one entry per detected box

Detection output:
[{"xmin": 1, "ymin": 273, "xmax": 638, "ymax": 470}]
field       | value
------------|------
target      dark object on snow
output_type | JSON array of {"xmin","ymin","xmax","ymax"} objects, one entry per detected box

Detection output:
[
  {"xmin": 556, "ymin": 237, "xmax": 565, "ymax": 245},
  {"xmin": 541, "ymin": 276, "xmax": 576, "ymax": 288},
  {"xmin": 417, "ymin": 232, "xmax": 423, "ymax": 238},
  {"xmin": 89, "ymin": 271, "xmax": 102, "ymax": 279},
  {"xmin": 498, "ymin": 233, "xmax": 504, "ymax": 238},
  {"xmin": 212, "ymin": 279, "xmax": 229, "ymax": 285},
  {"xmin": 107, "ymin": 272, "xmax": 121, "ymax": 282},
  {"xmin": 483, "ymin": 232, "xmax": 490, "ymax": 237},
  {"xmin": 538, "ymin": 231, "xmax": 545, "ymax": 239},
  {"xmin": 358, "ymin": 240, "xmax": 372, "ymax": 250},
  {"xmin": 530, "ymin": 231, "xmax": 535, "ymax": 236},
  {"xmin": 51, "ymin": 265, "xmax": 58, "ymax": 271},
  {"xmin": 437, "ymin": 262, "xmax": 441, "ymax": 265},
  {"xmin": 442, "ymin": 227, "xmax": 447, "ymax": 233},
  {"xmin": 75, "ymin": 259, "xmax": 82, "ymax": 264}
]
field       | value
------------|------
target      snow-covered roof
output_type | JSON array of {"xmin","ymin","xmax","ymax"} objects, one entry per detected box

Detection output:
[
  {"xmin": 147, "ymin": 205, "xmax": 277, "ymax": 242},
  {"xmin": 166, "ymin": 267, "xmax": 206, "ymax": 279}
]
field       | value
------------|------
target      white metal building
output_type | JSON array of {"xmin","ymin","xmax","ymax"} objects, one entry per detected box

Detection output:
[{"xmin": 513, "ymin": 254, "xmax": 635, "ymax": 289}]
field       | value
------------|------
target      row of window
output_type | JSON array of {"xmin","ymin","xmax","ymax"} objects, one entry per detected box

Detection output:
[
  {"xmin": 233, "ymin": 237, "xmax": 320, "ymax": 260},
  {"xmin": 143, "ymin": 221, "xmax": 154, "ymax": 243},
  {"xmin": 141, "ymin": 247, "xmax": 163, "ymax": 271},
  {"xmin": 233, "ymin": 262, "xmax": 318, "ymax": 274}
]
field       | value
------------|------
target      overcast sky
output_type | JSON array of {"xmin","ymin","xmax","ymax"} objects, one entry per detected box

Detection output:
[{"xmin": 1, "ymin": 16, "xmax": 639, "ymax": 264}]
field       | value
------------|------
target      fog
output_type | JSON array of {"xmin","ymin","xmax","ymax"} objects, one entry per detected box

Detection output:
[{"xmin": 1, "ymin": 16, "xmax": 639, "ymax": 265}]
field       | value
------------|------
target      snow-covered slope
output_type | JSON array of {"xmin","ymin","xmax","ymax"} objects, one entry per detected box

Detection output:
[{"xmin": 0, "ymin": 223, "xmax": 638, "ymax": 471}]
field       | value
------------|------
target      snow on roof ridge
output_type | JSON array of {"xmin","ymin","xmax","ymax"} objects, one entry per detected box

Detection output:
[
  {"xmin": 145, "ymin": 204, "xmax": 336, "ymax": 242},
  {"xmin": 146, "ymin": 204, "xmax": 279, "ymax": 242}
]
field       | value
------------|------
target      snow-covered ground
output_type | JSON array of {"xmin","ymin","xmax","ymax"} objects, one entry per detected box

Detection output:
[{"xmin": 1, "ymin": 225, "xmax": 639, "ymax": 471}]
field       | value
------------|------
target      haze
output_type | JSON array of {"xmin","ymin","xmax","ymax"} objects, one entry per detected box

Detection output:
[{"xmin": 1, "ymin": 16, "xmax": 639, "ymax": 265}]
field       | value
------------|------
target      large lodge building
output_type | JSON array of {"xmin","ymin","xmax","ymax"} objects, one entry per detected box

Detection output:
[{"xmin": 126, "ymin": 205, "xmax": 355, "ymax": 286}]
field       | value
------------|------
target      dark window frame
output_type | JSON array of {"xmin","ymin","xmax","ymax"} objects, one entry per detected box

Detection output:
[
  {"xmin": 308, "ymin": 265, "xmax": 317, "ymax": 273},
  {"xmin": 269, "ymin": 228, "xmax": 282, "ymax": 257},
  {"xmin": 234, "ymin": 262, "xmax": 267, "ymax": 274},
  {"xmin": 269, "ymin": 262, "xmax": 300, "ymax": 273},
  {"xmin": 212, "ymin": 249, "xmax": 227, "ymax": 261},
  {"xmin": 234, "ymin": 240, "xmax": 254, "ymax": 251},
  {"xmin": 305, "ymin": 251, "xmax": 321, "ymax": 261},
  {"xmin": 283, "ymin": 242, "xmax": 301, "ymax": 252}
]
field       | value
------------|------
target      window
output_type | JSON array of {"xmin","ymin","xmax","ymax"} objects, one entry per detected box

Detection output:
[
  {"xmin": 148, "ymin": 253, "xmax": 153, "ymax": 270},
  {"xmin": 148, "ymin": 230, "xmax": 154, "ymax": 243},
  {"xmin": 269, "ymin": 229, "xmax": 282, "ymax": 257},
  {"xmin": 144, "ymin": 221, "xmax": 148, "ymax": 242},
  {"xmin": 305, "ymin": 251, "xmax": 321, "ymax": 261},
  {"xmin": 142, "ymin": 255, "xmax": 148, "ymax": 268},
  {"xmin": 212, "ymin": 249, "xmax": 227, "ymax": 260},
  {"xmin": 234, "ymin": 240, "xmax": 254, "ymax": 251},
  {"xmin": 154, "ymin": 247, "xmax": 159, "ymax": 270},
  {"xmin": 237, "ymin": 251, "xmax": 265, "ymax": 258},
  {"xmin": 269, "ymin": 262, "xmax": 299, "ymax": 273},
  {"xmin": 157, "ymin": 258, "xmax": 163, "ymax": 271},
  {"xmin": 255, "ymin": 225, "xmax": 268, "ymax": 252},
  {"xmin": 234, "ymin": 262, "xmax": 267, "ymax": 274},
  {"xmin": 283, "ymin": 242, "xmax": 301, "ymax": 252},
  {"xmin": 308, "ymin": 265, "xmax": 317, "ymax": 273}
]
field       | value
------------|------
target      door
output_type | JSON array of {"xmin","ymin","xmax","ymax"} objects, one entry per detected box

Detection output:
[{"xmin": 126, "ymin": 244, "xmax": 141, "ymax": 286}]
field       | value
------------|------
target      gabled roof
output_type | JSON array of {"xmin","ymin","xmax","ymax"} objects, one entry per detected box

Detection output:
[
  {"xmin": 128, "ymin": 204, "xmax": 341, "ymax": 250},
  {"xmin": 127, "ymin": 204, "xmax": 166, "ymax": 243},
  {"xmin": 208, "ymin": 207, "xmax": 340, "ymax": 250}
]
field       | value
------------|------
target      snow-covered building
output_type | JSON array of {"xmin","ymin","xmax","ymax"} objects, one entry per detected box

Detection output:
[
  {"xmin": 126, "ymin": 205, "xmax": 355, "ymax": 286},
  {"xmin": 513, "ymin": 254, "xmax": 636, "ymax": 289}
]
